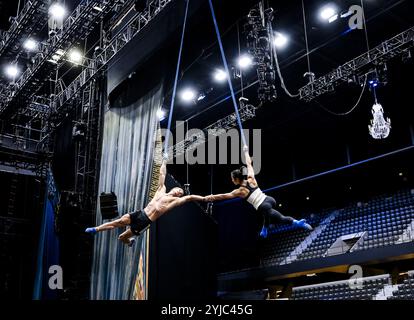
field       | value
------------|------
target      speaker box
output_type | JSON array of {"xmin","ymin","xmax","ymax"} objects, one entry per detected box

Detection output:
[{"xmin": 99, "ymin": 192, "xmax": 119, "ymax": 219}]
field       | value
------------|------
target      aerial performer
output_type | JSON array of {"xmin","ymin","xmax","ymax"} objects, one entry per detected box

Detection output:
[
  {"xmin": 85, "ymin": 159, "xmax": 205, "ymax": 245},
  {"xmin": 205, "ymin": 146, "xmax": 313, "ymax": 238}
]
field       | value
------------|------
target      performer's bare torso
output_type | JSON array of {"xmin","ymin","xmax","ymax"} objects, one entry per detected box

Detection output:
[{"xmin": 144, "ymin": 187, "xmax": 181, "ymax": 221}]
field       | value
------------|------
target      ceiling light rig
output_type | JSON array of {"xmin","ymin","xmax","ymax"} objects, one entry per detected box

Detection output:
[{"xmin": 244, "ymin": 3, "xmax": 277, "ymax": 103}]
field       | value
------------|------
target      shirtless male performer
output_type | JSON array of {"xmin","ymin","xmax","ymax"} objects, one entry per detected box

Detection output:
[{"xmin": 85, "ymin": 159, "xmax": 205, "ymax": 245}]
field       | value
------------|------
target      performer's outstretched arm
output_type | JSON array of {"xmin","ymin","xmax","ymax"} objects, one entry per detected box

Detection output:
[
  {"xmin": 206, "ymin": 189, "xmax": 242, "ymax": 202},
  {"xmin": 243, "ymin": 146, "xmax": 255, "ymax": 179},
  {"xmin": 174, "ymin": 194, "xmax": 206, "ymax": 206},
  {"xmin": 158, "ymin": 160, "xmax": 167, "ymax": 190}
]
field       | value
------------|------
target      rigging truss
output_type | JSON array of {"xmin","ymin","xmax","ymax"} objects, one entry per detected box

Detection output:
[{"xmin": 299, "ymin": 26, "xmax": 414, "ymax": 102}]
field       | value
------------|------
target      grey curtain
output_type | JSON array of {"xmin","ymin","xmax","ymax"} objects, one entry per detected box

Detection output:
[{"xmin": 90, "ymin": 85, "xmax": 162, "ymax": 300}]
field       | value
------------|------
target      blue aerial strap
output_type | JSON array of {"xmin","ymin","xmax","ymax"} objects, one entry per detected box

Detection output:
[
  {"xmin": 163, "ymin": 0, "xmax": 191, "ymax": 158},
  {"xmin": 208, "ymin": 0, "xmax": 248, "ymax": 148}
]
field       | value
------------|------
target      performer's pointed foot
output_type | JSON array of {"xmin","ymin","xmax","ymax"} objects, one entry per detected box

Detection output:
[
  {"xmin": 260, "ymin": 226, "xmax": 268, "ymax": 238},
  {"xmin": 85, "ymin": 227, "xmax": 97, "ymax": 234},
  {"xmin": 294, "ymin": 219, "xmax": 313, "ymax": 231}
]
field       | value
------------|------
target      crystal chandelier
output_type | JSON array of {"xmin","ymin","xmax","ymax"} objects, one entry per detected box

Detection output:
[{"xmin": 368, "ymin": 81, "xmax": 391, "ymax": 139}]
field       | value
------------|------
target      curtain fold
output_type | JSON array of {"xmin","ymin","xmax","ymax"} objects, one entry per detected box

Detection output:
[
  {"xmin": 90, "ymin": 85, "xmax": 162, "ymax": 300},
  {"xmin": 33, "ymin": 169, "xmax": 60, "ymax": 300}
]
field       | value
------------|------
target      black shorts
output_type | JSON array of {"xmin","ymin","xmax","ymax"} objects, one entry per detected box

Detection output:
[{"xmin": 129, "ymin": 210, "xmax": 152, "ymax": 236}]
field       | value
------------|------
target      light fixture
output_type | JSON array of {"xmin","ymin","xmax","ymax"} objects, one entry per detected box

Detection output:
[
  {"xmin": 180, "ymin": 88, "xmax": 196, "ymax": 102},
  {"xmin": 306, "ymin": 196, "xmax": 310, "ymax": 201},
  {"xmin": 197, "ymin": 93, "xmax": 206, "ymax": 101},
  {"xmin": 273, "ymin": 32, "xmax": 288, "ymax": 49},
  {"xmin": 49, "ymin": 3, "xmax": 66, "ymax": 19},
  {"xmin": 93, "ymin": 6, "xmax": 103, "ymax": 12},
  {"xmin": 237, "ymin": 55, "xmax": 253, "ymax": 69},
  {"xmin": 23, "ymin": 38, "xmax": 38, "ymax": 51},
  {"xmin": 368, "ymin": 103, "xmax": 391, "ymax": 140},
  {"xmin": 157, "ymin": 109, "xmax": 166, "ymax": 121},
  {"xmin": 68, "ymin": 49, "xmax": 83, "ymax": 64},
  {"xmin": 320, "ymin": 5, "xmax": 337, "ymax": 21},
  {"xmin": 213, "ymin": 69, "xmax": 227, "ymax": 82},
  {"xmin": 5, "ymin": 64, "xmax": 19, "ymax": 78}
]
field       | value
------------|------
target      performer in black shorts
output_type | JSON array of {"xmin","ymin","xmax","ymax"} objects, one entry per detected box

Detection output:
[
  {"xmin": 86, "ymin": 159, "xmax": 205, "ymax": 245},
  {"xmin": 205, "ymin": 146, "xmax": 313, "ymax": 238}
]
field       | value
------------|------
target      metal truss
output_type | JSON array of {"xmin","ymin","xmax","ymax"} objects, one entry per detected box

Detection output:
[
  {"xmin": 0, "ymin": 0, "xmax": 49, "ymax": 58},
  {"xmin": 51, "ymin": 0, "xmax": 173, "ymax": 111},
  {"xmin": 0, "ymin": 0, "xmax": 122, "ymax": 115},
  {"xmin": 17, "ymin": 96, "xmax": 51, "ymax": 120},
  {"xmin": 299, "ymin": 26, "xmax": 414, "ymax": 102},
  {"xmin": 170, "ymin": 101, "xmax": 257, "ymax": 159}
]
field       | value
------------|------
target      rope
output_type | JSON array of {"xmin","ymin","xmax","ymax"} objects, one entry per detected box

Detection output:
[
  {"xmin": 302, "ymin": 0, "xmax": 312, "ymax": 75},
  {"xmin": 271, "ymin": 28, "xmax": 300, "ymax": 98},
  {"xmin": 314, "ymin": 75, "xmax": 368, "ymax": 116},
  {"xmin": 163, "ymin": 0, "xmax": 190, "ymax": 158},
  {"xmin": 208, "ymin": 0, "xmax": 248, "ymax": 148}
]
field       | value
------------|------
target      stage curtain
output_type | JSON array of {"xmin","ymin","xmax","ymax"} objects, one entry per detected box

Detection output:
[
  {"xmin": 90, "ymin": 85, "xmax": 162, "ymax": 300},
  {"xmin": 33, "ymin": 168, "xmax": 60, "ymax": 300}
]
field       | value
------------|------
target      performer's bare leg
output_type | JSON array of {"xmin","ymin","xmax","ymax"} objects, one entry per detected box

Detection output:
[{"xmin": 85, "ymin": 214, "xmax": 131, "ymax": 234}]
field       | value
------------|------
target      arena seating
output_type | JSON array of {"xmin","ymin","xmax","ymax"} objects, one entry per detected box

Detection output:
[
  {"xmin": 261, "ymin": 189, "xmax": 414, "ymax": 266},
  {"xmin": 291, "ymin": 274, "xmax": 391, "ymax": 300},
  {"xmin": 261, "ymin": 211, "xmax": 332, "ymax": 267},
  {"xmin": 387, "ymin": 271, "xmax": 414, "ymax": 300}
]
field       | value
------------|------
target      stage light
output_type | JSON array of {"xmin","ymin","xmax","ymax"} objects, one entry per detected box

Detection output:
[
  {"xmin": 157, "ymin": 109, "xmax": 166, "ymax": 120},
  {"xmin": 320, "ymin": 5, "xmax": 337, "ymax": 21},
  {"xmin": 273, "ymin": 32, "xmax": 288, "ymax": 49},
  {"xmin": 68, "ymin": 49, "xmax": 83, "ymax": 64},
  {"xmin": 197, "ymin": 93, "xmax": 206, "ymax": 101},
  {"xmin": 23, "ymin": 38, "xmax": 38, "ymax": 51},
  {"xmin": 237, "ymin": 55, "xmax": 253, "ymax": 69},
  {"xmin": 93, "ymin": 6, "xmax": 103, "ymax": 12},
  {"xmin": 306, "ymin": 196, "xmax": 310, "ymax": 201},
  {"xmin": 5, "ymin": 64, "xmax": 19, "ymax": 78},
  {"xmin": 180, "ymin": 88, "xmax": 196, "ymax": 102},
  {"xmin": 214, "ymin": 69, "xmax": 227, "ymax": 82},
  {"xmin": 49, "ymin": 3, "xmax": 66, "ymax": 19}
]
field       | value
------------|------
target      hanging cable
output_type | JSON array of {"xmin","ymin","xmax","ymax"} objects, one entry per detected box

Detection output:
[
  {"xmin": 208, "ymin": 0, "xmax": 247, "ymax": 148},
  {"xmin": 302, "ymin": 0, "xmax": 312, "ymax": 75},
  {"xmin": 163, "ymin": 0, "xmax": 190, "ymax": 158},
  {"xmin": 360, "ymin": 0, "xmax": 371, "ymax": 54},
  {"xmin": 271, "ymin": 31, "xmax": 300, "ymax": 98},
  {"xmin": 236, "ymin": 22, "xmax": 245, "ymax": 98},
  {"xmin": 314, "ymin": 75, "xmax": 368, "ymax": 116},
  {"xmin": 184, "ymin": 120, "xmax": 191, "ymax": 195}
]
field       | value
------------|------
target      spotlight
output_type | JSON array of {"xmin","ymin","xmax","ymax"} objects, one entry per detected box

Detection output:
[
  {"xmin": 180, "ymin": 88, "xmax": 196, "ymax": 102},
  {"xmin": 237, "ymin": 55, "xmax": 253, "ymax": 69},
  {"xmin": 5, "ymin": 64, "xmax": 19, "ymax": 78},
  {"xmin": 49, "ymin": 3, "xmax": 66, "ymax": 19},
  {"xmin": 197, "ymin": 93, "xmax": 206, "ymax": 101},
  {"xmin": 213, "ymin": 69, "xmax": 227, "ymax": 82},
  {"xmin": 320, "ymin": 5, "xmax": 337, "ymax": 21},
  {"xmin": 68, "ymin": 49, "xmax": 83, "ymax": 64},
  {"xmin": 23, "ymin": 38, "xmax": 38, "ymax": 51},
  {"xmin": 273, "ymin": 32, "xmax": 288, "ymax": 49},
  {"xmin": 157, "ymin": 109, "xmax": 166, "ymax": 120}
]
